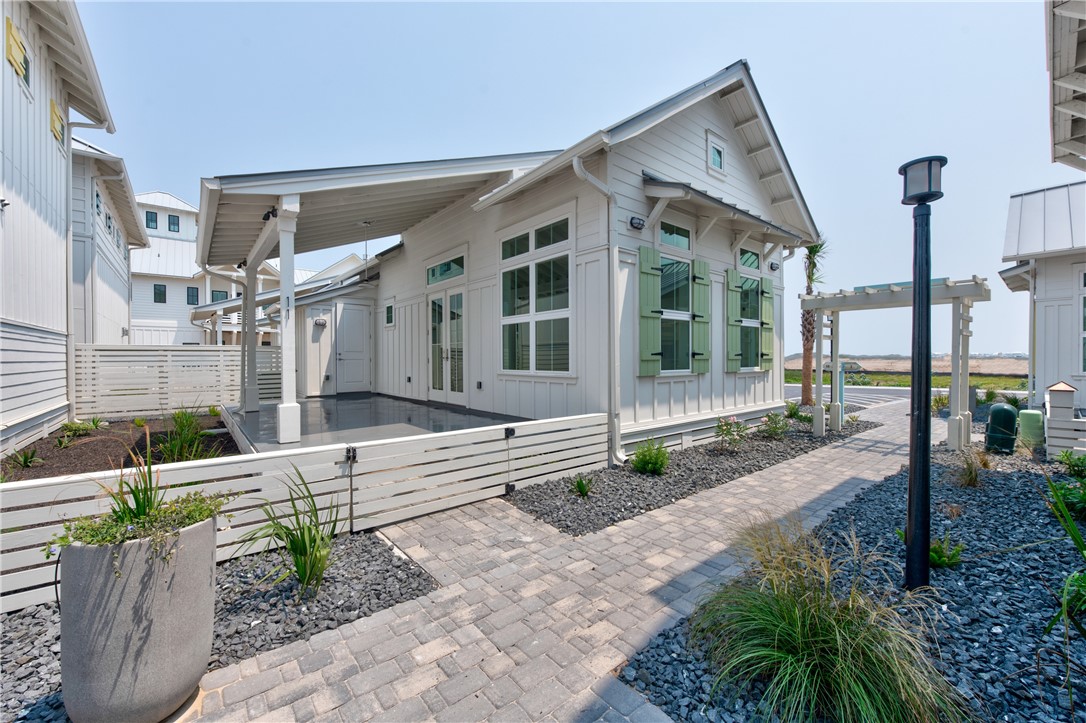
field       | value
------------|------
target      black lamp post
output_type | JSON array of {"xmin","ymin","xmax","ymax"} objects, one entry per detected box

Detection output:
[
  {"xmin": 898, "ymin": 155, "xmax": 947, "ymax": 591},
  {"xmin": 894, "ymin": 155, "xmax": 946, "ymax": 590}
]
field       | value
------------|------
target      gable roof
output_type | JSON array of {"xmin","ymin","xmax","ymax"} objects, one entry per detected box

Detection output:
[
  {"xmin": 129, "ymin": 236, "xmax": 201, "ymax": 277},
  {"xmin": 1002, "ymin": 180, "xmax": 1085, "ymax": 262},
  {"xmin": 136, "ymin": 191, "xmax": 199, "ymax": 213},
  {"xmin": 473, "ymin": 60, "xmax": 818, "ymax": 243},
  {"xmin": 71, "ymin": 137, "xmax": 148, "ymax": 248}
]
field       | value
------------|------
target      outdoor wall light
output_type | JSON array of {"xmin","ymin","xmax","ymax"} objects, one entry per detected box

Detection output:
[
  {"xmin": 629, "ymin": 216, "xmax": 646, "ymax": 230},
  {"xmin": 262, "ymin": 207, "xmax": 278, "ymax": 222},
  {"xmin": 769, "ymin": 261, "xmax": 780, "ymax": 272},
  {"xmin": 898, "ymin": 156, "xmax": 947, "ymax": 206}
]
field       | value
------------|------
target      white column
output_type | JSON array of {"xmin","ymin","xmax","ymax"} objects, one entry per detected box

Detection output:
[
  {"xmin": 960, "ymin": 301, "xmax": 972, "ymax": 446},
  {"xmin": 947, "ymin": 299, "xmax": 962, "ymax": 450},
  {"xmin": 204, "ymin": 274, "xmax": 212, "ymax": 344},
  {"xmin": 813, "ymin": 309, "xmax": 825, "ymax": 437},
  {"xmin": 828, "ymin": 311, "xmax": 841, "ymax": 432},
  {"xmin": 244, "ymin": 264, "xmax": 260, "ymax": 412},
  {"xmin": 276, "ymin": 198, "xmax": 301, "ymax": 444},
  {"xmin": 215, "ymin": 312, "xmax": 223, "ymax": 346}
]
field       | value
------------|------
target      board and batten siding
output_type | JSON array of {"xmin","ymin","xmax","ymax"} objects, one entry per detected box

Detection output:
[
  {"xmin": 375, "ymin": 160, "xmax": 608, "ymax": 422},
  {"xmin": 607, "ymin": 93, "xmax": 787, "ymax": 442},
  {"xmin": 130, "ymin": 275, "xmax": 205, "ymax": 344},
  {"xmin": 1034, "ymin": 257, "xmax": 1086, "ymax": 410},
  {"xmin": 1, "ymin": 1, "xmax": 78, "ymax": 452}
]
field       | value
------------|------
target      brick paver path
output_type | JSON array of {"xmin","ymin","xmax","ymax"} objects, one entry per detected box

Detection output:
[{"xmin": 182, "ymin": 399, "xmax": 942, "ymax": 722}]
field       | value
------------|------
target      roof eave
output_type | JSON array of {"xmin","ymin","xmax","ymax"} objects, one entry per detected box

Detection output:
[
  {"xmin": 51, "ymin": 2, "xmax": 115, "ymax": 133},
  {"xmin": 472, "ymin": 134, "xmax": 610, "ymax": 212}
]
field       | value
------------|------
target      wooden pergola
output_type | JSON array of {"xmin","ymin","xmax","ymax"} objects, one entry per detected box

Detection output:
[{"xmin": 800, "ymin": 276, "xmax": 991, "ymax": 451}]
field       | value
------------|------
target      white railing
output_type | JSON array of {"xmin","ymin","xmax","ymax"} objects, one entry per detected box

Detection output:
[
  {"xmin": 74, "ymin": 345, "xmax": 281, "ymax": 417},
  {"xmin": 0, "ymin": 413, "xmax": 607, "ymax": 612}
]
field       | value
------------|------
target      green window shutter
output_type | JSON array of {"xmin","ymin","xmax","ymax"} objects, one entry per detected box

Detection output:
[
  {"xmin": 638, "ymin": 246, "xmax": 662, "ymax": 376},
  {"xmin": 760, "ymin": 283, "xmax": 775, "ymax": 371},
  {"xmin": 725, "ymin": 268, "xmax": 742, "ymax": 373},
  {"xmin": 691, "ymin": 258, "xmax": 711, "ymax": 374}
]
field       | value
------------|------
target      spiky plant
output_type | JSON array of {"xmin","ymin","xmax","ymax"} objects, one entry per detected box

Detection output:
[{"xmin": 800, "ymin": 240, "xmax": 828, "ymax": 407}]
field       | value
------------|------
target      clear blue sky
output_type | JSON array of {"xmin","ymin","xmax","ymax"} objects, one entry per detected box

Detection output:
[{"xmin": 76, "ymin": 2, "xmax": 1084, "ymax": 356}]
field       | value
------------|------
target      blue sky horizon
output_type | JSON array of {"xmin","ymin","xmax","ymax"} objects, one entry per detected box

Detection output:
[{"xmin": 76, "ymin": 1, "xmax": 1084, "ymax": 356}]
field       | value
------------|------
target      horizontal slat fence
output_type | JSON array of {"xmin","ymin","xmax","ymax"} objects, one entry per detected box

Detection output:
[
  {"xmin": 73, "ymin": 345, "xmax": 281, "ymax": 418},
  {"xmin": 0, "ymin": 413, "xmax": 607, "ymax": 612}
]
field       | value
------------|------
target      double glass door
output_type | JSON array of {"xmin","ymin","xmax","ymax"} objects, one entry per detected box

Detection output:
[{"xmin": 428, "ymin": 288, "xmax": 464, "ymax": 405}]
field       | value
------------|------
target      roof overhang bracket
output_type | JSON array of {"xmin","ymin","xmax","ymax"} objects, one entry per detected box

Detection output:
[
  {"xmin": 247, "ymin": 193, "xmax": 300, "ymax": 267},
  {"xmin": 764, "ymin": 242, "xmax": 783, "ymax": 260},
  {"xmin": 731, "ymin": 230, "xmax": 752, "ymax": 254},
  {"xmin": 644, "ymin": 197, "xmax": 671, "ymax": 237},
  {"xmin": 697, "ymin": 215, "xmax": 718, "ymax": 239}
]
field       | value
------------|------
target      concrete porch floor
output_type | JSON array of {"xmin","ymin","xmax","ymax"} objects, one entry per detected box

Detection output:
[{"xmin": 231, "ymin": 393, "xmax": 525, "ymax": 452}]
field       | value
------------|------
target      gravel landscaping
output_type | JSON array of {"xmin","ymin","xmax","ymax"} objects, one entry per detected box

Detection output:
[
  {"xmin": 0, "ymin": 531, "xmax": 437, "ymax": 723},
  {"xmin": 508, "ymin": 418, "xmax": 880, "ymax": 537},
  {"xmin": 622, "ymin": 444, "xmax": 1086, "ymax": 722}
]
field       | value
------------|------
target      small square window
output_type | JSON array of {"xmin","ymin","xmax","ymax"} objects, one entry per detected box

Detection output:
[
  {"xmin": 385, "ymin": 305, "xmax": 394, "ymax": 325},
  {"xmin": 186, "ymin": 287, "xmax": 199, "ymax": 305},
  {"xmin": 145, "ymin": 211, "xmax": 158, "ymax": 229},
  {"xmin": 211, "ymin": 290, "xmax": 228, "ymax": 303},
  {"xmin": 740, "ymin": 249, "xmax": 760, "ymax": 270},
  {"xmin": 153, "ymin": 284, "xmax": 166, "ymax": 303},
  {"xmin": 711, "ymin": 145, "xmax": 724, "ymax": 170},
  {"xmin": 660, "ymin": 222, "xmax": 691, "ymax": 251},
  {"xmin": 707, "ymin": 132, "xmax": 727, "ymax": 176},
  {"xmin": 168, "ymin": 215, "xmax": 180, "ymax": 233}
]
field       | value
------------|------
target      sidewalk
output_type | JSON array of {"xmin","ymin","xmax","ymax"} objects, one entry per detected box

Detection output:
[{"xmin": 185, "ymin": 399, "xmax": 936, "ymax": 722}]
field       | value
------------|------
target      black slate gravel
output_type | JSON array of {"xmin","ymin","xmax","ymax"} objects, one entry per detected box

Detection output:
[
  {"xmin": 0, "ymin": 531, "xmax": 436, "ymax": 723},
  {"xmin": 622, "ymin": 445, "xmax": 1086, "ymax": 722},
  {"xmin": 509, "ymin": 419, "xmax": 880, "ymax": 537}
]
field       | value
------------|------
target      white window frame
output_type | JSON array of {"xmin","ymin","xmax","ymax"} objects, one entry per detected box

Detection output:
[
  {"xmin": 656, "ymin": 216, "xmax": 696, "ymax": 374},
  {"xmin": 384, "ymin": 303, "xmax": 395, "ymax": 327},
  {"xmin": 424, "ymin": 249, "xmax": 466, "ymax": 289},
  {"xmin": 737, "ymin": 246, "xmax": 763, "ymax": 372},
  {"xmin": 706, "ymin": 130, "xmax": 727, "ymax": 179},
  {"xmin": 497, "ymin": 204, "xmax": 576, "ymax": 377}
]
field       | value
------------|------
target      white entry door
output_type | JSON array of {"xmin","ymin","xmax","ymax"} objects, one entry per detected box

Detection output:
[
  {"xmin": 336, "ymin": 303, "xmax": 371, "ymax": 394},
  {"xmin": 427, "ymin": 288, "xmax": 465, "ymax": 406}
]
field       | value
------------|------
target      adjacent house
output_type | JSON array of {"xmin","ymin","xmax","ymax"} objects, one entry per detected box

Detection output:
[
  {"xmin": 197, "ymin": 61, "xmax": 819, "ymax": 449},
  {"xmin": 70, "ymin": 138, "xmax": 148, "ymax": 344},
  {"xmin": 1, "ymin": 0, "xmax": 118, "ymax": 454},
  {"xmin": 1047, "ymin": 0, "xmax": 1086, "ymax": 172},
  {"xmin": 999, "ymin": 181, "xmax": 1086, "ymax": 412}
]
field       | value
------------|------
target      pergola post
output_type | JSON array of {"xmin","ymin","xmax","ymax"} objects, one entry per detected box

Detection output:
[
  {"xmin": 243, "ymin": 264, "xmax": 260, "ymax": 412},
  {"xmin": 813, "ymin": 309, "xmax": 826, "ymax": 436},
  {"xmin": 828, "ymin": 311, "xmax": 841, "ymax": 432},
  {"xmin": 947, "ymin": 299, "xmax": 962, "ymax": 450},
  {"xmin": 276, "ymin": 196, "xmax": 301, "ymax": 444},
  {"xmin": 215, "ymin": 312, "xmax": 223, "ymax": 346},
  {"xmin": 960, "ymin": 301, "xmax": 972, "ymax": 446}
]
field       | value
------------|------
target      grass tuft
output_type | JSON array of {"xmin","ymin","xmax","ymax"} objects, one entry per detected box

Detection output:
[
  {"xmin": 569, "ymin": 475, "xmax": 594, "ymax": 499},
  {"xmin": 631, "ymin": 439, "xmax": 669, "ymax": 475},
  {"xmin": 958, "ymin": 450, "xmax": 982, "ymax": 488}
]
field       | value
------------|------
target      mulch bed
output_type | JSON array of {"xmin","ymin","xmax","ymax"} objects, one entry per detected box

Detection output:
[{"xmin": 1, "ymin": 416, "xmax": 239, "ymax": 483}]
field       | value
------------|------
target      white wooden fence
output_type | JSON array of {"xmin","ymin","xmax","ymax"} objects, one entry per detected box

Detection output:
[
  {"xmin": 73, "ymin": 345, "xmax": 281, "ymax": 418},
  {"xmin": 0, "ymin": 413, "xmax": 607, "ymax": 612}
]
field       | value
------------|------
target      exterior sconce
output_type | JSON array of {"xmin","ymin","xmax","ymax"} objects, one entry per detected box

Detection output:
[
  {"xmin": 629, "ymin": 216, "xmax": 646, "ymax": 230},
  {"xmin": 313, "ymin": 318, "xmax": 327, "ymax": 327},
  {"xmin": 769, "ymin": 261, "xmax": 780, "ymax": 272}
]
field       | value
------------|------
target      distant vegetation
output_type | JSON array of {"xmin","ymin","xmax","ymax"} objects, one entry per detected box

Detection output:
[{"xmin": 784, "ymin": 370, "xmax": 1028, "ymax": 391}]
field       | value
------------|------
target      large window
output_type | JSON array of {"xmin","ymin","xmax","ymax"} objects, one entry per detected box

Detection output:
[
  {"xmin": 660, "ymin": 257, "xmax": 691, "ymax": 371},
  {"xmin": 500, "ymin": 216, "xmax": 571, "ymax": 373},
  {"xmin": 426, "ymin": 256, "xmax": 464, "ymax": 285},
  {"xmin": 186, "ymin": 287, "xmax": 199, "ymax": 305},
  {"xmin": 738, "ymin": 249, "xmax": 761, "ymax": 369},
  {"xmin": 168, "ymin": 214, "xmax": 180, "ymax": 233},
  {"xmin": 145, "ymin": 211, "xmax": 158, "ymax": 230},
  {"xmin": 211, "ymin": 290, "xmax": 228, "ymax": 303},
  {"xmin": 153, "ymin": 284, "xmax": 166, "ymax": 304}
]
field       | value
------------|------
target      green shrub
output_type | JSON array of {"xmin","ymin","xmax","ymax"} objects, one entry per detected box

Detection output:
[
  {"xmin": 1053, "ymin": 480, "xmax": 1086, "ymax": 522},
  {"xmin": 569, "ymin": 475, "xmax": 593, "ymax": 499},
  {"xmin": 895, "ymin": 528, "xmax": 965, "ymax": 568},
  {"xmin": 61, "ymin": 421, "xmax": 92, "ymax": 438},
  {"xmin": 1043, "ymin": 477, "xmax": 1086, "ymax": 644},
  {"xmin": 714, "ymin": 416, "xmax": 748, "ymax": 453},
  {"xmin": 8, "ymin": 449, "xmax": 41, "ymax": 469},
  {"xmin": 208, "ymin": 405, "xmax": 221, "ymax": 418},
  {"xmin": 132, "ymin": 417, "xmax": 147, "ymax": 428},
  {"xmin": 982, "ymin": 388, "xmax": 998, "ymax": 405},
  {"xmin": 784, "ymin": 401, "xmax": 801, "ymax": 419},
  {"xmin": 631, "ymin": 439, "xmax": 669, "ymax": 475},
  {"xmin": 931, "ymin": 394, "xmax": 950, "ymax": 415},
  {"xmin": 759, "ymin": 412, "xmax": 789, "ymax": 440},
  {"xmin": 1057, "ymin": 450, "xmax": 1086, "ymax": 481},
  {"xmin": 690, "ymin": 518, "xmax": 972, "ymax": 723},
  {"xmin": 845, "ymin": 372, "xmax": 872, "ymax": 386},
  {"xmin": 1001, "ymin": 392, "xmax": 1024, "ymax": 410},
  {"xmin": 238, "ymin": 467, "xmax": 341, "ymax": 601}
]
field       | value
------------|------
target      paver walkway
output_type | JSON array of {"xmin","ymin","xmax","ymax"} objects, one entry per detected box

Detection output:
[{"xmin": 182, "ymin": 399, "xmax": 943, "ymax": 722}]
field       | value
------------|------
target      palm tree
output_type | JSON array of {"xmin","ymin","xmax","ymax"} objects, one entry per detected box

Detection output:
[{"xmin": 801, "ymin": 240, "xmax": 828, "ymax": 406}]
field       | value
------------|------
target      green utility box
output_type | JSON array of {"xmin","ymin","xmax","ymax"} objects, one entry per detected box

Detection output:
[
  {"xmin": 1018, "ymin": 409, "xmax": 1045, "ymax": 450},
  {"xmin": 985, "ymin": 403, "xmax": 1018, "ymax": 454}
]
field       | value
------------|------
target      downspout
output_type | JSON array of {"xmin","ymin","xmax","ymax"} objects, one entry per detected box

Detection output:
[
  {"xmin": 67, "ymin": 120, "xmax": 109, "ymax": 421},
  {"xmin": 573, "ymin": 155, "xmax": 626, "ymax": 465},
  {"xmin": 90, "ymin": 172, "xmax": 125, "ymax": 345},
  {"xmin": 202, "ymin": 263, "xmax": 248, "ymax": 405}
]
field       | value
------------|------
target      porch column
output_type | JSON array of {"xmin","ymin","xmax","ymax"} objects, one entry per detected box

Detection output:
[
  {"xmin": 813, "ymin": 309, "xmax": 826, "ymax": 437},
  {"xmin": 215, "ymin": 312, "xmax": 223, "ymax": 346},
  {"xmin": 828, "ymin": 311, "xmax": 841, "ymax": 432},
  {"xmin": 204, "ymin": 275, "xmax": 212, "ymax": 343},
  {"xmin": 244, "ymin": 264, "xmax": 259, "ymax": 412},
  {"xmin": 960, "ymin": 301, "xmax": 972, "ymax": 446},
  {"xmin": 947, "ymin": 299, "xmax": 962, "ymax": 450},
  {"xmin": 276, "ymin": 197, "xmax": 301, "ymax": 443}
]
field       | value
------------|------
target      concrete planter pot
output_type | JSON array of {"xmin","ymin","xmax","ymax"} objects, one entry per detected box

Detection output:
[{"xmin": 61, "ymin": 517, "xmax": 216, "ymax": 723}]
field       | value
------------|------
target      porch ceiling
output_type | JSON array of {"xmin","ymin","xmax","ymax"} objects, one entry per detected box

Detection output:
[{"xmin": 198, "ymin": 152, "xmax": 559, "ymax": 267}]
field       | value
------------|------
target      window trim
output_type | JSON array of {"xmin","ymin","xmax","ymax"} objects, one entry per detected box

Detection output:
[
  {"xmin": 145, "ymin": 210, "xmax": 158, "ymax": 230},
  {"xmin": 186, "ymin": 287, "xmax": 199, "ymax": 306},
  {"xmin": 424, "ymin": 252, "xmax": 466, "ymax": 288},
  {"xmin": 153, "ymin": 284, "xmax": 166, "ymax": 304},
  {"xmin": 737, "ymin": 246, "xmax": 764, "ymax": 372},
  {"xmin": 497, "ymin": 203, "xmax": 576, "ymax": 377},
  {"xmin": 168, "ymin": 214, "xmax": 180, "ymax": 233},
  {"xmin": 384, "ymin": 303, "xmax": 395, "ymax": 327},
  {"xmin": 706, "ymin": 130, "xmax": 727, "ymax": 179},
  {"xmin": 659, "ymin": 255, "xmax": 693, "ymax": 374}
]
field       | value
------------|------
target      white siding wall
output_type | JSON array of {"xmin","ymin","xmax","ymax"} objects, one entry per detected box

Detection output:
[
  {"xmin": 609, "ymin": 93, "xmax": 787, "ymax": 438},
  {"xmin": 1, "ymin": 1, "xmax": 74, "ymax": 452},
  {"xmin": 139, "ymin": 204, "xmax": 198, "ymax": 242},
  {"xmin": 1035, "ymin": 257, "xmax": 1086, "ymax": 410},
  {"xmin": 130, "ymin": 275, "xmax": 205, "ymax": 344},
  {"xmin": 375, "ymin": 162, "xmax": 608, "ymax": 421}
]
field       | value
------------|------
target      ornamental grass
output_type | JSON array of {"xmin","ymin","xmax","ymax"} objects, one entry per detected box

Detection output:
[{"xmin": 689, "ymin": 516, "xmax": 974, "ymax": 723}]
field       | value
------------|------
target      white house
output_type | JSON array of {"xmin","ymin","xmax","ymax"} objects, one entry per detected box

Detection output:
[
  {"xmin": 999, "ymin": 181, "xmax": 1086, "ymax": 412},
  {"xmin": 1, "ymin": 0, "xmax": 117, "ymax": 454},
  {"xmin": 196, "ymin": 61, "xmax": 819, "ymax": 449},
  {"xmin": 70, "ymin": 138, "xmax": 148, "ymax": 344},
  {"xmin": 130, "ymin": 191, "xmax": 312, "ymax": 345}
]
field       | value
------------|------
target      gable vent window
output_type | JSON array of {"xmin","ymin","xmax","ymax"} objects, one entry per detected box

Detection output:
[
  {"xmin": 168, "ymin": 214, "xmax": 180, "ymax": 233},
  {"xmin": 707, "ymin": 131, "xmax": 727, "ymax": 177},
  {"xmin": 145, "ymin": 211, "xmax": 158, "ymax": 230}
]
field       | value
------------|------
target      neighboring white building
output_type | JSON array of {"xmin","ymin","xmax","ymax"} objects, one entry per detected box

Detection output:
[
  {"xmin": 197, "ymin": 61, "xmax": 820, "ymax": 447},
  {"xmin": 71, "ymin": 138, "xmax": 148, "ymax": 344},
  {"xmin": 999, "ymin": 181, "xmax": 1086, "ymax": 412},
  {"xmin": 130, "ymin": 191, "xmax": 307, "ymax": 345},
  {"xmin": 1, "ymin": 0, "xmax": 117, "ymax": 454}
]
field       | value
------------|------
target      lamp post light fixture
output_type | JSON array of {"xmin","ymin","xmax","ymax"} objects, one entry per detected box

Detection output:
[{"xmin": 898, "ymin": 155, "xmax": 947, "ymax": 591}]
